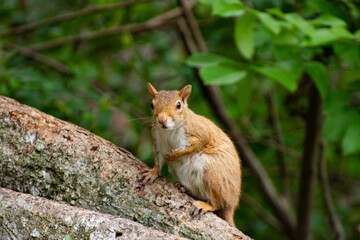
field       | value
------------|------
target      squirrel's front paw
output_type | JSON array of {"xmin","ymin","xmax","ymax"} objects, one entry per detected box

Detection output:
[
  {"xmin": 140, "ymin": 167, "xmax": 159, "ymax": 185},
  {"xmin": 165, "ymin": 150, "xmax": 178, "ymax": 162}
]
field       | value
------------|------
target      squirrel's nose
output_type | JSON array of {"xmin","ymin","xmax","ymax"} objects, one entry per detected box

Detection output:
[{"xmin": 158, "ymin": 113, "xmax": 168, "ymax": 126}]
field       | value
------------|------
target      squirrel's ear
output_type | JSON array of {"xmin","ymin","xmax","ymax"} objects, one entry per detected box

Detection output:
[
  {"xmin": 148, "ymin": 83, "xmax": 158, "ymax": 98},
  {"xmin": 179, "ymin": 85, "xmax": 192, "ymax": 102}
]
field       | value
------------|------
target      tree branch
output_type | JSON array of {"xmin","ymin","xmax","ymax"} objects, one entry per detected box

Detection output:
[
  {"xmin": 318, "ymin": 141, "xmax": 345, "ymax": 240},
  {"xmin": 296, "ymin": 78, "xmax": 324, "ymax": 240},
  {"xmin": 91, "ymin": 80, "xmax": 148, "ymax": 126},
  {"xmin": 176, "ymin": 2, "xmax": 296, "ymax": 239},
  {"xmin": 28, "ymin": 7, "xmax": 184, "ymax": 52},
  {"xmin": 176, "ymin": 18, "xmax": 198, "ymax": 55},
  {"xmin": 241, "ymin": 192, "xmax": 282, "ymax": 231},
  {"xmin": 3, "ymin": 44, "xmax": 70, "ymax": 75},
  {"xmin": 266, "ymin": 91, "xmax": 289, "ymax": 199},
  {"xmin": 0, "ymin": 188, "xmax": 185, "ymax": 240},
  {"xmin": 178, "ymin": 0, "xmax": 208, "ymax": 52},
  {"xmin": 0, "ymin": 0, "xmax": 153, "ymax": 38},
  {"xmin": 245, "ymin": 134, "xmax": 301, "ymax": 159}
]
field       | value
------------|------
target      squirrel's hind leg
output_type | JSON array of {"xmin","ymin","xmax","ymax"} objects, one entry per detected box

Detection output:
[
  {"xmin": 191, "ymin": 201, "xmax": 218, "ymax": 218},
  {"xmin": 191, "ymin": 201, "xmax": 236, "ymax": 226}
]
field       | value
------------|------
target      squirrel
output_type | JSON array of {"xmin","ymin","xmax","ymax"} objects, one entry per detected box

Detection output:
[{"xmin": 141, "ymin": 83, "xmax": 241, "ymax": 226}]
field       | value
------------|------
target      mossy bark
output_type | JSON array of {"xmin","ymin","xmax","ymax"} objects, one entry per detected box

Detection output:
[
  {"xmin": 0, "ymin": 96, "xmax": 251, "ymax": 240},
  {"xmin": 0, "ymin": 188, "xmax": 186, "ymax": 239}
]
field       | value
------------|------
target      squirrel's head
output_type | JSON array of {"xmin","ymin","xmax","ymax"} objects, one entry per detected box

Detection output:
[{"xmin": 148, "ymin": 83, "xmax": 192, "ymax": 130}]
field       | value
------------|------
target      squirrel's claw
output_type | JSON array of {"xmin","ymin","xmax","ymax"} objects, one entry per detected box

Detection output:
[
  {"xmin": 191, "ymin": 201, "xmax": 216, "ymax": 219},
  {"xmin": 140, "ymin": 168, "xmax": 159, "ymax": 185},
  {"xmin": 191, "ymin": 204, "xmax": 205, "ymax": 220},
  {"xmin": 174, "ymin": 182, "xmax": 187, "ymax": 193}
]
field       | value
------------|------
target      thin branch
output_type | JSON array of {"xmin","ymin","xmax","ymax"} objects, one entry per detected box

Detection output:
[
  {"xmin": 176, "ymin": 2, "xmax": 296, "ymax": 239},
  {"xmin": 241, "ymin": 192, "xmax": 282, "ymax": 231},
  {"xmin": 92, "ymin": 81, "xmax": 147, "ymax": 125},
  {"xmin": 318, "ymin": 141, "xmax": 345, "ymax": 240},
  {"xmin": 176, "ymin": 18, "xmax": 198, "ymax": 55},
  {"xmin": 296, "ymin": 78, "xmax": 324, "ymax": 240},
  {"xmin": 266, "ymin": 91, "xmax": 290, "ymax": 199},
  {"xmin": 28, "ymin": 7, "xmax": 183, "ymax": 52},
  {"xmin": 3, "ymin": 44, "xmax": 70, "ymax": 75},
  {"xmin": 245, "ymin": 134, "xmax": 301, "ymax": 159},
  {"xmin": 0, "ymin": 0, "xmax": 153, "ymax": 38},
  {"xmin": 178, "ymin": 0, "xmax": 208, "ymax": 52}
]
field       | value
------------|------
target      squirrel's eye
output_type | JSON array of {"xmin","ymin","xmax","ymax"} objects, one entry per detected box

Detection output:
[
  {"xmin": 176, "ymin": 102, "xmax": 181, "ymax": 110},
  {"xmin": 151, "ymin": 103, "xmax": 154, "ymax": 110}
]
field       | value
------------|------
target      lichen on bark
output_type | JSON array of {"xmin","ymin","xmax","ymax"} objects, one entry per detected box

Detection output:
[{"xmin": 0, "ymin": 188, "xmax": 186, "ymax": 240}]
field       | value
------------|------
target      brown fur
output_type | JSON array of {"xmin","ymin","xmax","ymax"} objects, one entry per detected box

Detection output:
[{"xmin": 143, "ymin": 83, "xmax": 242, "ymax": 226}]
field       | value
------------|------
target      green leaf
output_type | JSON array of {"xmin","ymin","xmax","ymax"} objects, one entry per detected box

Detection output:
[
  {"xmin": 306, "ymin": 28, "xmax": 337, "ymax": 46},
  {"xmin": 342, "ymin": 123, "xmax": 360, "ymax": 155},
  {"xmin": 198, "ymin": 0, "xmax": 213, "ymax": 4},
  {"xmin": 99, "ymin": 94, "xmax": 110, "ymax": 111},
  {"xmin": 199, "ymin": 65, "xmax": 247, "ymax": 85},
  {"xmin": 236, "ymin": 76, "xmax": 252, "ymax": 114},
  {"xmin": 273, "ymin": 31, "xmax": 299, "ymax": 45},
  {"xmin": 212, "ymin": 0, "xmax": 245, "ymax": 17},
  {"xmin": 252, "ymin": 62, "xmax": 300, "ymax": 92},
  {"xmin": 311, "ymin": 13, "xmax": 347, "ymax": 27},
  {"xmin": 307, "ymin": 0, "xmax": 347, "ymax": 20},
  {"xmin": 234, "ymin": 12, "xmax": 257, "ymax": 60},
  {"xmin": 305, "ymin": 26, "xmax": 353, "ymax": 46},
  {"xmin": 304, "ymin": 61, "xmax": 328, "ymax": 100},
  {"xmin": 333, "ymin": 43, "xmax": 359, "ymax": 68},
  {"xmin": 339, "ymin": 69, "xmax": 360, "ymax": 89},
  {"xmin": 324, "ymin": 93, "xmax": 358, "ymax": 141},
  {"xmin": 120, "ymin": 32, "xmax": 133, "ymax": 48},
  {"xmin": 355, "ymin": 29, "xmax": 360, "ymax": 40},
  {"xmin": 258, "ymin": 12, "xmax": 281, "ymax": 35},
  {"xmin": 278, "ymin": 61, "xmax": 304, "ymax": 79},
  {"xmin": 98, "ymin": 109, "xmax": 112, "ymax": 129},
  {"xmin": 324, "ymin": 91, "xmax": 352, "ymax": 113},
  {"xmin": 323, "ymin": 114, "xmax": 348, "ymax": 141},
  {"xmin": 266, "ymin": 8, "xmax": 285, "ymax": 19},
  {"xmin": 186, "ymin": 53, "xmax": 237, "ymax": 67},
  {"xmin": 331, "ymin": 26, "xmax": 353, "ymax": 38},
  {"xmin": 285, "ymin": 13, "xmax": 315, "ymax": 37}
]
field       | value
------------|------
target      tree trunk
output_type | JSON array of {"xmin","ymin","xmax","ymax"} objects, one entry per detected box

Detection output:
[
  {"xmin": 296, "ymin": 83, "xmax": 323, "ymax": 240},
  {"xmin": 0, "ymin": 96, "xmax": 251, "ymax": 240},
  {"xmin": 0, "ymin": 187, "xmax": 186, "ymax": 240}
]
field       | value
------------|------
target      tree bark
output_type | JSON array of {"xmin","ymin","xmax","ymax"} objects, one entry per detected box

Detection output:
[
  {"xmin": 0, "ymin": 187, "xmax": 186, "ymax": 240},
  {"xmin": 296, "ymin": 82, "xmax": 324, "ymax": 240},
  {"xmin": 0, "ymin": 96, "xmax": 251, "ymax": 240}
]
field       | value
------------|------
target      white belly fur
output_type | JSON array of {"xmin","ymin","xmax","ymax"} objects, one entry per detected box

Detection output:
[
  {"xmin": 154, "ymin": 125, "xmax": 207, "ymax": 201},
  {"xmin": 168, "ymin": 153, "xmax": 207, "ymax": 201}
]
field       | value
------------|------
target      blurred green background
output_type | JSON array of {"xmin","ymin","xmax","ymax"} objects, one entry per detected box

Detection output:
[{"xmin": 1, "ymin": 0, "xmax": 360, "ymax": 239}]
